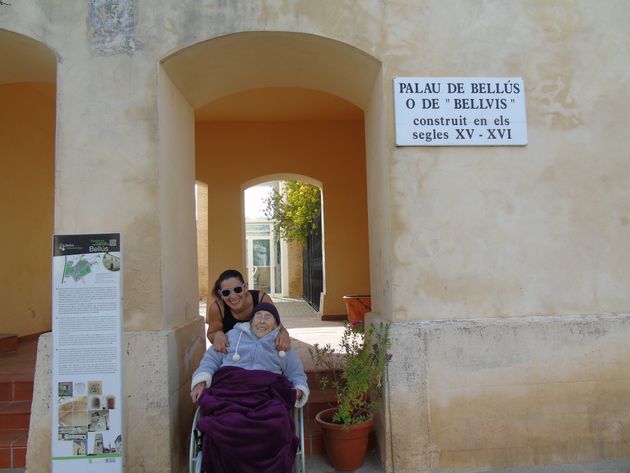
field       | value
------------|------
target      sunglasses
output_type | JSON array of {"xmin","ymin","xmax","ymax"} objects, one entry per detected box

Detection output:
[{"xmin": 219, "ymin": 284, "xmax": 245, "ymax": 298}]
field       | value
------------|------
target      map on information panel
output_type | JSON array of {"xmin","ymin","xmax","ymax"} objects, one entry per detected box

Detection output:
[{"xmin": 60, "ymin": 253, "xmax": 120, "ymax": 284}]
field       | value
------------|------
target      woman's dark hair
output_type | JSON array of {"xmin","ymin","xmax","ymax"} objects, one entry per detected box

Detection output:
[{"xmin": 212, "ymin": 269, "xmax": 245, "ymax": 298}]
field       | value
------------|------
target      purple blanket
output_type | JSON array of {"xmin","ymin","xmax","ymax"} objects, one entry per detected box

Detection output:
[{"xmin": 196, "ymin": 366, "xmax": 298, "ymax": 473}]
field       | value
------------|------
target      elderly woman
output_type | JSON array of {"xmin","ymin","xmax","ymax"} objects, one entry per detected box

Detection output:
[{"xmin": 190, "ymin": 303, "xmax": 309, "ymax": 473}]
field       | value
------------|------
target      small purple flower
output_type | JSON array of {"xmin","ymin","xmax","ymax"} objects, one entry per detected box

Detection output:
[{"xmin": 350, "ymin": 320, "xmax": 364, "ymax": 329}]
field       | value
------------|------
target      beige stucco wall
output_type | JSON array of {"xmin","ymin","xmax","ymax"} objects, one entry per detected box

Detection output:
[
  {"xmin": 379, "ymin": 313, "xmax": 630, "ymax": 472},
  {"xmin": 158, "ymin": 67, "xmax": 200, "ymax": 328},
  {"xmin": 386, "ymin": 2, "xmax": 630, "ymax": 321},
  {"xmin": 2, "ymin": 1, "xmax": 630, "ymax": 472},
  {"xmin": 0, "ymin": 82, "xmax": 55, "ymax": 337},
  {"xmin": 196, "ymin": 182, "xmax": 209, "ymax": 299},
  {"xmin": 377, "ymin": 3, "xmax": 630, "ymax": 471}
]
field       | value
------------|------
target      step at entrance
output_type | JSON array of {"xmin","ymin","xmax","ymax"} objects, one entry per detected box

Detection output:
[
  {"xmin": 0, "ymin": 338, "xmax": 37, "ymax": 469},
  {"xmin": 0, "ymin": 335, "xmax": 18, "ymax": 354}
]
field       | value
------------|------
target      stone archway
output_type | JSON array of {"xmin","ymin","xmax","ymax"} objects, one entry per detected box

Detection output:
[
  {"xmin": 0, "ymin": 29, "xmax": 57, "ymax": 339},
  {"xmin": 0, "ymin": 27, "xmax": 57, "ymax": 472},
  {"xmin": 160, "ymin": 32, "xmax": 384, "ymax": 318},
  {"xmin": 158, "ymin": 31, "xmax": 388, "ymax": 470}
]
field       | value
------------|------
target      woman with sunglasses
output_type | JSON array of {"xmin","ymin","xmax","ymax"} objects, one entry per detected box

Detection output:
[{"xmin": 206, "ymin": 269, "xmax": 291, "ymax": 353}]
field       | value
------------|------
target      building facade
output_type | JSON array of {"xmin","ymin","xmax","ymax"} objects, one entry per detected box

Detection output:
[{"xmin": 1, "ymin": 1, "xmax": 630, "ymax": 472}]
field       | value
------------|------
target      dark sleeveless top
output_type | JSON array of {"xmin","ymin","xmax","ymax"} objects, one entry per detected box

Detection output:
[{"xmin": 219, "ymin": 290, "xmax": 261, "ymax": 333}]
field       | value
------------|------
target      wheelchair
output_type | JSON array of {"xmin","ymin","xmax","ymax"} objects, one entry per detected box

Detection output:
[{"xmin": 189, "ymin": 405, "xmax": 306, "ymax": 473}]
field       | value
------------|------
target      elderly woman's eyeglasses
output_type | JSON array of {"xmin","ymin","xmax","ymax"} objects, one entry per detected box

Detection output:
[{"xmin": 219, "ymin": 285, "xmax": 244, "ymax": 298}]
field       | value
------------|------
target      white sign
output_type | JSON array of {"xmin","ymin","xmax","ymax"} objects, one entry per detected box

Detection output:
[
  {"xmin": 51, "ymin": 234, "xmax": 123, "ymax": 473},
  {"xmin": 393, "ymin": 77, "xmax": 527, "ymax": 146}
]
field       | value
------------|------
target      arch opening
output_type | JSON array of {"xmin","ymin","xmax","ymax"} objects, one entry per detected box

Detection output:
[
  {"xmin": 0, "ymin": 28, "xmax": 57, "ymax": 338},
  {"xmin": 160, "ymin": 31, "xmax": 380, "ymax": 318},
  {"xmin": 162, "ymin": 31, "xmax": 381, "ymax": 110},
  {"xmin": 242, "ymin": 176, "xmax": 324, "ymax": 309}
]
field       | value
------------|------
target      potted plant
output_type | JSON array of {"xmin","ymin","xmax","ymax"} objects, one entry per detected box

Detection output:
[{"xmin": 309, "ymin": 320, "xmax": 390, "ymax": 471}]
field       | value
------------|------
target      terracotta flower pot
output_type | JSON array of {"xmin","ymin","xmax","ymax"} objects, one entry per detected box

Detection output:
[
  {"xmin": 315, "ymin": 407, "xmax": 373, "ymax": 471},
  {"xmin": 342, "ymin": 295, "xmax": 371, "ymax": 323}
]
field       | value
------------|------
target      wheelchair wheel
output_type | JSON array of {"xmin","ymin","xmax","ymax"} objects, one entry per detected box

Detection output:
[
  {"xmin": 294, "ymin": 406, "xmax": 306, "ymax": 473},
  {"xmin": 189, "ymin": 407, "xmax": 203, "ymax": 473}
]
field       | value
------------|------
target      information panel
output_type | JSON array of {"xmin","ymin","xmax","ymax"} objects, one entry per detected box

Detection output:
[
  {"xmin": 51, "ymin": 233, "xmax": 123, "ymax": 473},
  {"xmin": 393, "ymin": 77, "xmax": 527, "ymax": 146}
]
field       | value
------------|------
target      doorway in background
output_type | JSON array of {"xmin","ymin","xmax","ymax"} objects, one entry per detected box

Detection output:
[{"xmin": 245, "ymin": 220, "xmax": 282, "ymax": 296}]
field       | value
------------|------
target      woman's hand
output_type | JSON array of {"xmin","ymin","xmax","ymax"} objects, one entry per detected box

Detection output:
[
  {"xmin": 295, "ymin": 389, "xmax": 303, "ymax": 400},
  {"xmin": 275, "ymin": 327, "xmax": 291, "ymax": 351},
  {"xmin": 211, "ymin": 331, "xmax": 229, "ymax": 353},
  {"xmin": 190, "ymin": 382, "xmax": 206, "ymax": 403}
]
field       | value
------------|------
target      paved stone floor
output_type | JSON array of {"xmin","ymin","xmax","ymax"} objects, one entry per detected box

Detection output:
[
  {"xmin": 2, "ymin": 458, "xmax": 383, "ymax": 473},
  {"xmin": 273, "ymin": 297, "xmax": 346, "ymax": 372},
  {"xmin": 305, "ymin": 450, "xmax": 382, "ymax": 472},
  {"xmin": 10, "ymin": 458, "xmax": 630, "ymax": 473},
  {"xmin": 3, "ymin": 456, "xmax": 383, "ymax": 473}
]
